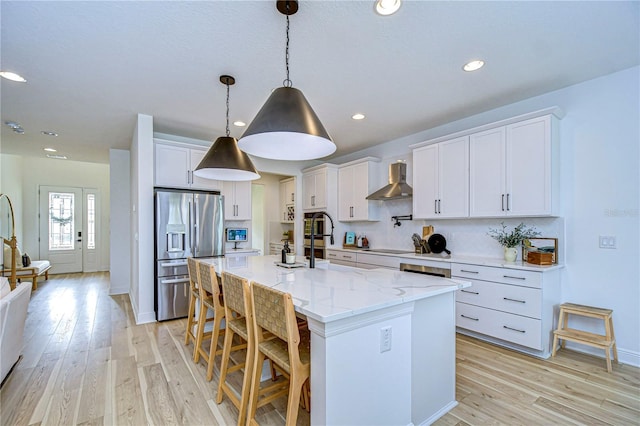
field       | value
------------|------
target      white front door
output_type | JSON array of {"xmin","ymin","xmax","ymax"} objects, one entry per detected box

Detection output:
[{"xmin": 39, "ymin": 186, "xmax": 83, "ymax": 273}]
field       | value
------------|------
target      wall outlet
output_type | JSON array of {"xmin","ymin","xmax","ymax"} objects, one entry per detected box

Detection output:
[
  {"xmin": 380, "ymin": 326, "xmax": 392, "ymax": 353},
  {"xmin": 599, "ymin": 235, "xmax": 617, "ymax": 249}
]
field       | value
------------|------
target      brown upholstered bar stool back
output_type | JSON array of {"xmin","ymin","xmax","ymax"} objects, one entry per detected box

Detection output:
[
  {"xmin": 195, "ymin": 260, "xmax": 226, "ymax": 381},
  {"xmin": 247, "ymin": 282, "xmax": 311, "ymax": 426}
]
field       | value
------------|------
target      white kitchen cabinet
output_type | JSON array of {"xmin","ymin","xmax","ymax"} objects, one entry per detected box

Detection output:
[
  {"xmin": 469, "ymin": 115, "xmax": 557, "ymax": 217},
  {"xmin": 154, "ymin": 140, "xmax": 222, "ymax": 191},
  {"xmin": 338, "ymin": 158, "xmax": 380, "ymax": 222},
  {"xmin": 302, "ymin": 164, "xmax": 338, "ymax": 211},
  {"xmin": 413, "ymin": 137, "xmax": 469, "ymax": 219},
  {"xmin": 452, "ymin": 263, "xmax": 560, "ymax": 358},
  {"xmin": 280, "ymin": 177, "xmax": 295, "ymax": 223},
  {"xmin": 223, "ymin": 181, "xmax": 252, "ymax": 220}
]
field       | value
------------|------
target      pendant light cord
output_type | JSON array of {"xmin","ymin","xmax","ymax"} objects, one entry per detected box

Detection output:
[
  {"xmin": 225, "ymin": 82, "xmax": 230, "ymax": 137},
  {"xmin": 284, "ymin": 7, "xmax": 292, "ymax": 88}
]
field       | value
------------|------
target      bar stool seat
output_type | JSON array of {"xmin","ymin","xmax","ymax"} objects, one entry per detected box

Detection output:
[{"xmin": 552, "ymin": 303, "xmax": 618, "ymax": 372}]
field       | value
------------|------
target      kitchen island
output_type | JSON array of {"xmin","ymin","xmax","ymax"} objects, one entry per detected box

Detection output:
[{"xmin": 201, "ymin": 255, "xmax": 470, "ymax": 425}]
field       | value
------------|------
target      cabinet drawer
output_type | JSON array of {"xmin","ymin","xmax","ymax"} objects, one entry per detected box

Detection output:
[
  {"xmin": 356, "ymin": 253, "xmax": 401, "ymax": 269},
  {"xmin": 456, "ymin": 280, "xmax": 541, "ymax": 319},
  {"xmin": 456, "ymin": 302, "xmax": 542, "ymax": 350},
  {"xmin": 326, "ymin": 250, "xmax": 357, "ymax": 262},
  {"xmin": 452, "ymin": 263, "xmax": 541, "ymax": 288}
]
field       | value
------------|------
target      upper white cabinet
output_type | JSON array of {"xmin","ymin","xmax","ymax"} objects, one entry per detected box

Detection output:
[
  {"xmin": 470, "ymin": 115, "xmax": 557, "ymax": 217},
  {"xmin": 154, "ymin": 140, "xmax": 222, "ymax": 191},
  {"xmin": 223, "ymin": 181, "xmax": 252, "ymax": 220},
  {"xmin": 302, "ymin": 164, "xmax": 337, "ymax": 211},
  {"xmin": 413, "ymin": 137, "xmax": 469, "ymax": 219},
  {"xmin": 338, "ymin": 158, "xmax": 380, "ymax": 222},
  {"xmin": 280, "ymin": 177, "xmax": 295, "ymax": 223}
]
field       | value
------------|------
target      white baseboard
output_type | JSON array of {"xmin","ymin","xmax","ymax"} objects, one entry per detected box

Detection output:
[
  {"xmin": 418, "ymin": 400, "xmax": 458, "ymax": 426},
  {"xmin": 564, "ymin": 341, "xmax": 640, "ymax": 368},
  {"xmin": 129, "ymin": 292, "xmax": 156, "ymax": 324}
]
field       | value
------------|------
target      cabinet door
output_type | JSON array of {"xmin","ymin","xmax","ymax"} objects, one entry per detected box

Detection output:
[
  {"xmin": 189, "ymin": 149, "xmax": 222, "ymax": 191},
  {"xmin": 412, "ymin": 145, "xmax": 439, "ymax": 219},
  {"xmin": 313, "ymin": 170, "xmax": 327, "ymax": 209},
  {"xmin": 350, "ymin": 162, "xmax": 371, "ymax": 220},
  {"xmin": 285, "ymin": 179, "xmax": 295, "ymax": 205},
  {"xmin": 280, "ymin": 181, "xmax": 289, "ymax": 222},
  {"xmin": 506, "ymin": 116, "xmax": 551, "ymax": 216},
  {"xmin": 155, "ymin": 143, "xmax": 190, "ymax": 188},
  {"xmin": 338, "ymin": 167, "xmax": 354, "ymax": 221},
  {"xmin": 438, "ymin": 137, "xmax": 469, "ymax": 218},
  {"xmin": 223, "ymin": 181, "xmax": 252, "ymax": 220},
  {"xmin": 302, "ymin": 173, "xmax": 316, "ymax": 210},
  {"xmin": 470, "ymin": 127, "xmax": 506, "ymax": 217}
]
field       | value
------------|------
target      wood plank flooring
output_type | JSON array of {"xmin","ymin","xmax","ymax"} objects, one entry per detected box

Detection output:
[{"xmin": 1, "ymin": 272, "xmax": 638, "ymax": 425}]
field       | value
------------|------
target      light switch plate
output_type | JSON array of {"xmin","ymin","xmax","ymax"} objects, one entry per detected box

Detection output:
[{"xmin": 599, "ymin": 235, "xmax": 616, "ymax": 249}]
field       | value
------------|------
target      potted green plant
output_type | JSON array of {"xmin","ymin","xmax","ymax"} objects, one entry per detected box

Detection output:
[{"xmin": 488, "ymin": 222, "xmax": 540, "ymax": 262}]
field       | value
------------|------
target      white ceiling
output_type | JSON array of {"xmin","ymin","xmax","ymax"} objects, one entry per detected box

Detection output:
[{"xmin": 1, "ymin": 1, "xmax": 638, "ymax": 165}]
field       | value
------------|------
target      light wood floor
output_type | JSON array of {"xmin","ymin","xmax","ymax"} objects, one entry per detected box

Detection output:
[{"xmin": 1, "ymin": 273, "xmax": 638, "ymax": 426}]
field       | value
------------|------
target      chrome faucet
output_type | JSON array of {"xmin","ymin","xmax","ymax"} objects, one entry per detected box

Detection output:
[{"xmin": 309, "ymin": 211, "xmax": 335, "ymax": 268}]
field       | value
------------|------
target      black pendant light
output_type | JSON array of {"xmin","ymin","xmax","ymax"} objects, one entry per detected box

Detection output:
[
  {"xmin": 238, "ymin": 0, "xmax": 336, "ymax": 161},
  {"xmin": 194, "ymin": 75, "xmax": 260, "ymax": 181}
]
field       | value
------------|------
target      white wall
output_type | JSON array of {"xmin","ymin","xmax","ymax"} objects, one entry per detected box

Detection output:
[
  {"xmin": 1, "ymin": 154, "xmax": 24, "ymax": 246},
  {"xmin": 8, "ymin": 156, "xmax": 111, "ymax": 271},
  {"xmin": 329, "ymin": 66, "xmax": 640, "ymax": 365},
  {"xmin": 109, "ymin": 149, "xmax": 131, "ymax": 294},
  {"xmin": 129, "ymin": 114, "xmax": 156, "ymax": 324}
]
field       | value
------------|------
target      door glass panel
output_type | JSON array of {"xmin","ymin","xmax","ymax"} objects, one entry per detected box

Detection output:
[
  {"xmin": 87, "ymin": 194, "xmax": 96, "ymax": 250},
  {"xmin": 49, "ymin": 192, "xmax": 74, "ymax": 250}
]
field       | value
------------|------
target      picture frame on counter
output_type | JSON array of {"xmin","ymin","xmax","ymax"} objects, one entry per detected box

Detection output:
[{"xmin": 523, "ymin": 237, "xmax": 558, "ymax": 264}]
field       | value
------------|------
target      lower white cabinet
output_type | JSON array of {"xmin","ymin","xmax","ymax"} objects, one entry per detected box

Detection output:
[{"xmin": 452, "ymin": 263, "xmax": 560, "ymax": 358}]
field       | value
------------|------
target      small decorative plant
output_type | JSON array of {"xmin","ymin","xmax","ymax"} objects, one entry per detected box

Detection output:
[{"xmin": 488, "ymin": 222, "xmax": 540, "ymax": 248}]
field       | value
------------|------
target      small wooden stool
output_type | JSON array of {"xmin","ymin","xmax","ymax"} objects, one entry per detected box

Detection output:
[{"xmin": 552, "ymin": 303, "xmax": 617, "ymax": 372}]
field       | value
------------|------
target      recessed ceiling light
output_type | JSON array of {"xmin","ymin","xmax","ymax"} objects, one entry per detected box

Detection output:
[
  {"xmin": 375, "ymin": 0, "xmax": 401, "ymax": 16},
  {"xmin": 41, "ymin": 131, "xmax": 58, "ymax": 137},
  {"xmin": 0, "ymin": 71, "xmax": 27, "ymax": 82},
  {"xmin": 44, "ymin": 148, "xmax": 57, "ymax": 152},
  {"xmin": 463, "ymin": 60, "xmax": 485, "ymax": 72},
  {"xmin": 46, "ymin": 154, "xmax": 67, "ymax": 160},
  {"xmin": 352, "ymin": 113, "xmax": 366, "ymax": 120},
  {"xmin": 233, "ymin": 120, "xmax": 246, "ymax": 127}
]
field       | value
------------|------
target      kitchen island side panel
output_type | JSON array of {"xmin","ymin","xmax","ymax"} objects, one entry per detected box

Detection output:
[
  {"xmin": 308, "ymin": 305, "xmax": 413, "ymax": 426},
  {"xmin": 412, "ymin": 291, "xmax": 457, "ymax": 425}
]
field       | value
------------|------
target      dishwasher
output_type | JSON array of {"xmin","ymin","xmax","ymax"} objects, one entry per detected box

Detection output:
[{"xmin": 399, "ymin": 262, "xmax": 451, "ymax": 278}]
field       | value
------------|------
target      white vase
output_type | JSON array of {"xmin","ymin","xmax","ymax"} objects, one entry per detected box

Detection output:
[{"xmin": 504, "ymin": 247, "xmax": 518, "ymax": 262}]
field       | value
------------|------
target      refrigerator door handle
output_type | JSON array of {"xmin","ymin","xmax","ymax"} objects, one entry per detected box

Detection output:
[
  {"xmin": 194, "ymin": 196, "xmax": 200, "ymax": 255},
  {"xmin": 160, "ymin": 277, "xmax": 190, "ymax": 285}
]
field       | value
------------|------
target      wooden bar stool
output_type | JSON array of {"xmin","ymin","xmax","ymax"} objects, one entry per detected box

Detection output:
[
  {"xmin": 194, "ymin": 260, "xmax": 229, "ymax": 381},
  {"xmin": 185, "ymin": 257, "xmax": 208, "ymax": 349},
  {"xmin": 216, "ymin": 272, "xmax": 282, "ymax": 426},
  {"xmin": 552, "ymin": 303, "xmax": 618, "ymax": 372},
  {"xmin": 247, "ymin": 281, "xmax": 311, "ymax": 426}
]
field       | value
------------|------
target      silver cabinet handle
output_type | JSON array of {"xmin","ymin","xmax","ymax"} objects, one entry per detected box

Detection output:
[
  {"xmin": 461, "ymin": 314, "xmax": 479, "ymax": 321},
  {"xmin": 434, "ymin": 199, "xmax": 438, "ymax": 214},
  {"xmin": 343, "ymin": 255, "xmax": 353, "ymax": 259},
  {"xmin": 461, "ymin": 289, "xmax": 479, "ymax": 295},
  {"xmin": 460, "ymin": 269, "xmax": 479, "ymax": 274},
  {"xmin": 291, "ymin": 193, "xmax": 294, "ymax": 202},
  {"xmin": 503, "ymin": 325, "xmax": 525, "ymax": 333},
  {"xmin": 438, "ymin": 199, "xmax": 441, "ymax": 214},
  {"xmin": 506, "ymin": 193, "xmax": 510, "ymax": 211},
  {"xmin": 503, "ymin": 297, "xmax": 526, "ymax": 303},
  {"xmin": 501, "ymin": 194, "xmax": 505, "ymax": 211},
  {"xmin": 503, "ymin": 275, "xmax": 526, "ymax": 280}
]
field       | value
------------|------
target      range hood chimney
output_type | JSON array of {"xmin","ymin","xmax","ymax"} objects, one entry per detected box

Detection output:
[{"xmin": 366, "ymin": 161, "xmax": 412, "ymax": 201}]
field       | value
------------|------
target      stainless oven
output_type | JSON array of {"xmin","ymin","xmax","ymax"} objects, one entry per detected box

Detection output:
[
  {"xmin": 304, "ymin": 212, "xmax": 325, "ymax": 258},
  {"xmin": 399, "ymin": 262, "xmax": 451, "ymax": 278}
]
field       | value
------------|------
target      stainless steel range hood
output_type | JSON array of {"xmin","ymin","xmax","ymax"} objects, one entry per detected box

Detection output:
[{"xmin": 366, "ymin": 162, "xmax": 412, "ymax": 201}]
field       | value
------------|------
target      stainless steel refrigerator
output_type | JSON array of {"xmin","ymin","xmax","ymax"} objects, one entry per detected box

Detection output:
[{"xmin": 154, "ymin": 189, "xmax": 224, "ymax": 321}]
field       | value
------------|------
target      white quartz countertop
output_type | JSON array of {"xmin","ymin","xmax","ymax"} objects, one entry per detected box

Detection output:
[
  {"xmin": 199, "ymin": 255, "xmax": 470, "ymax": 324},
  {"xmin": 327, "ymin": 247, "xmax": 564, "ymax": 272}
]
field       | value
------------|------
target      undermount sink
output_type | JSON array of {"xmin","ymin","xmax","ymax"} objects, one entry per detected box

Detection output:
[{"xmin": 363, "ymin": 248, "xmax": 415, "ymax": 255}]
